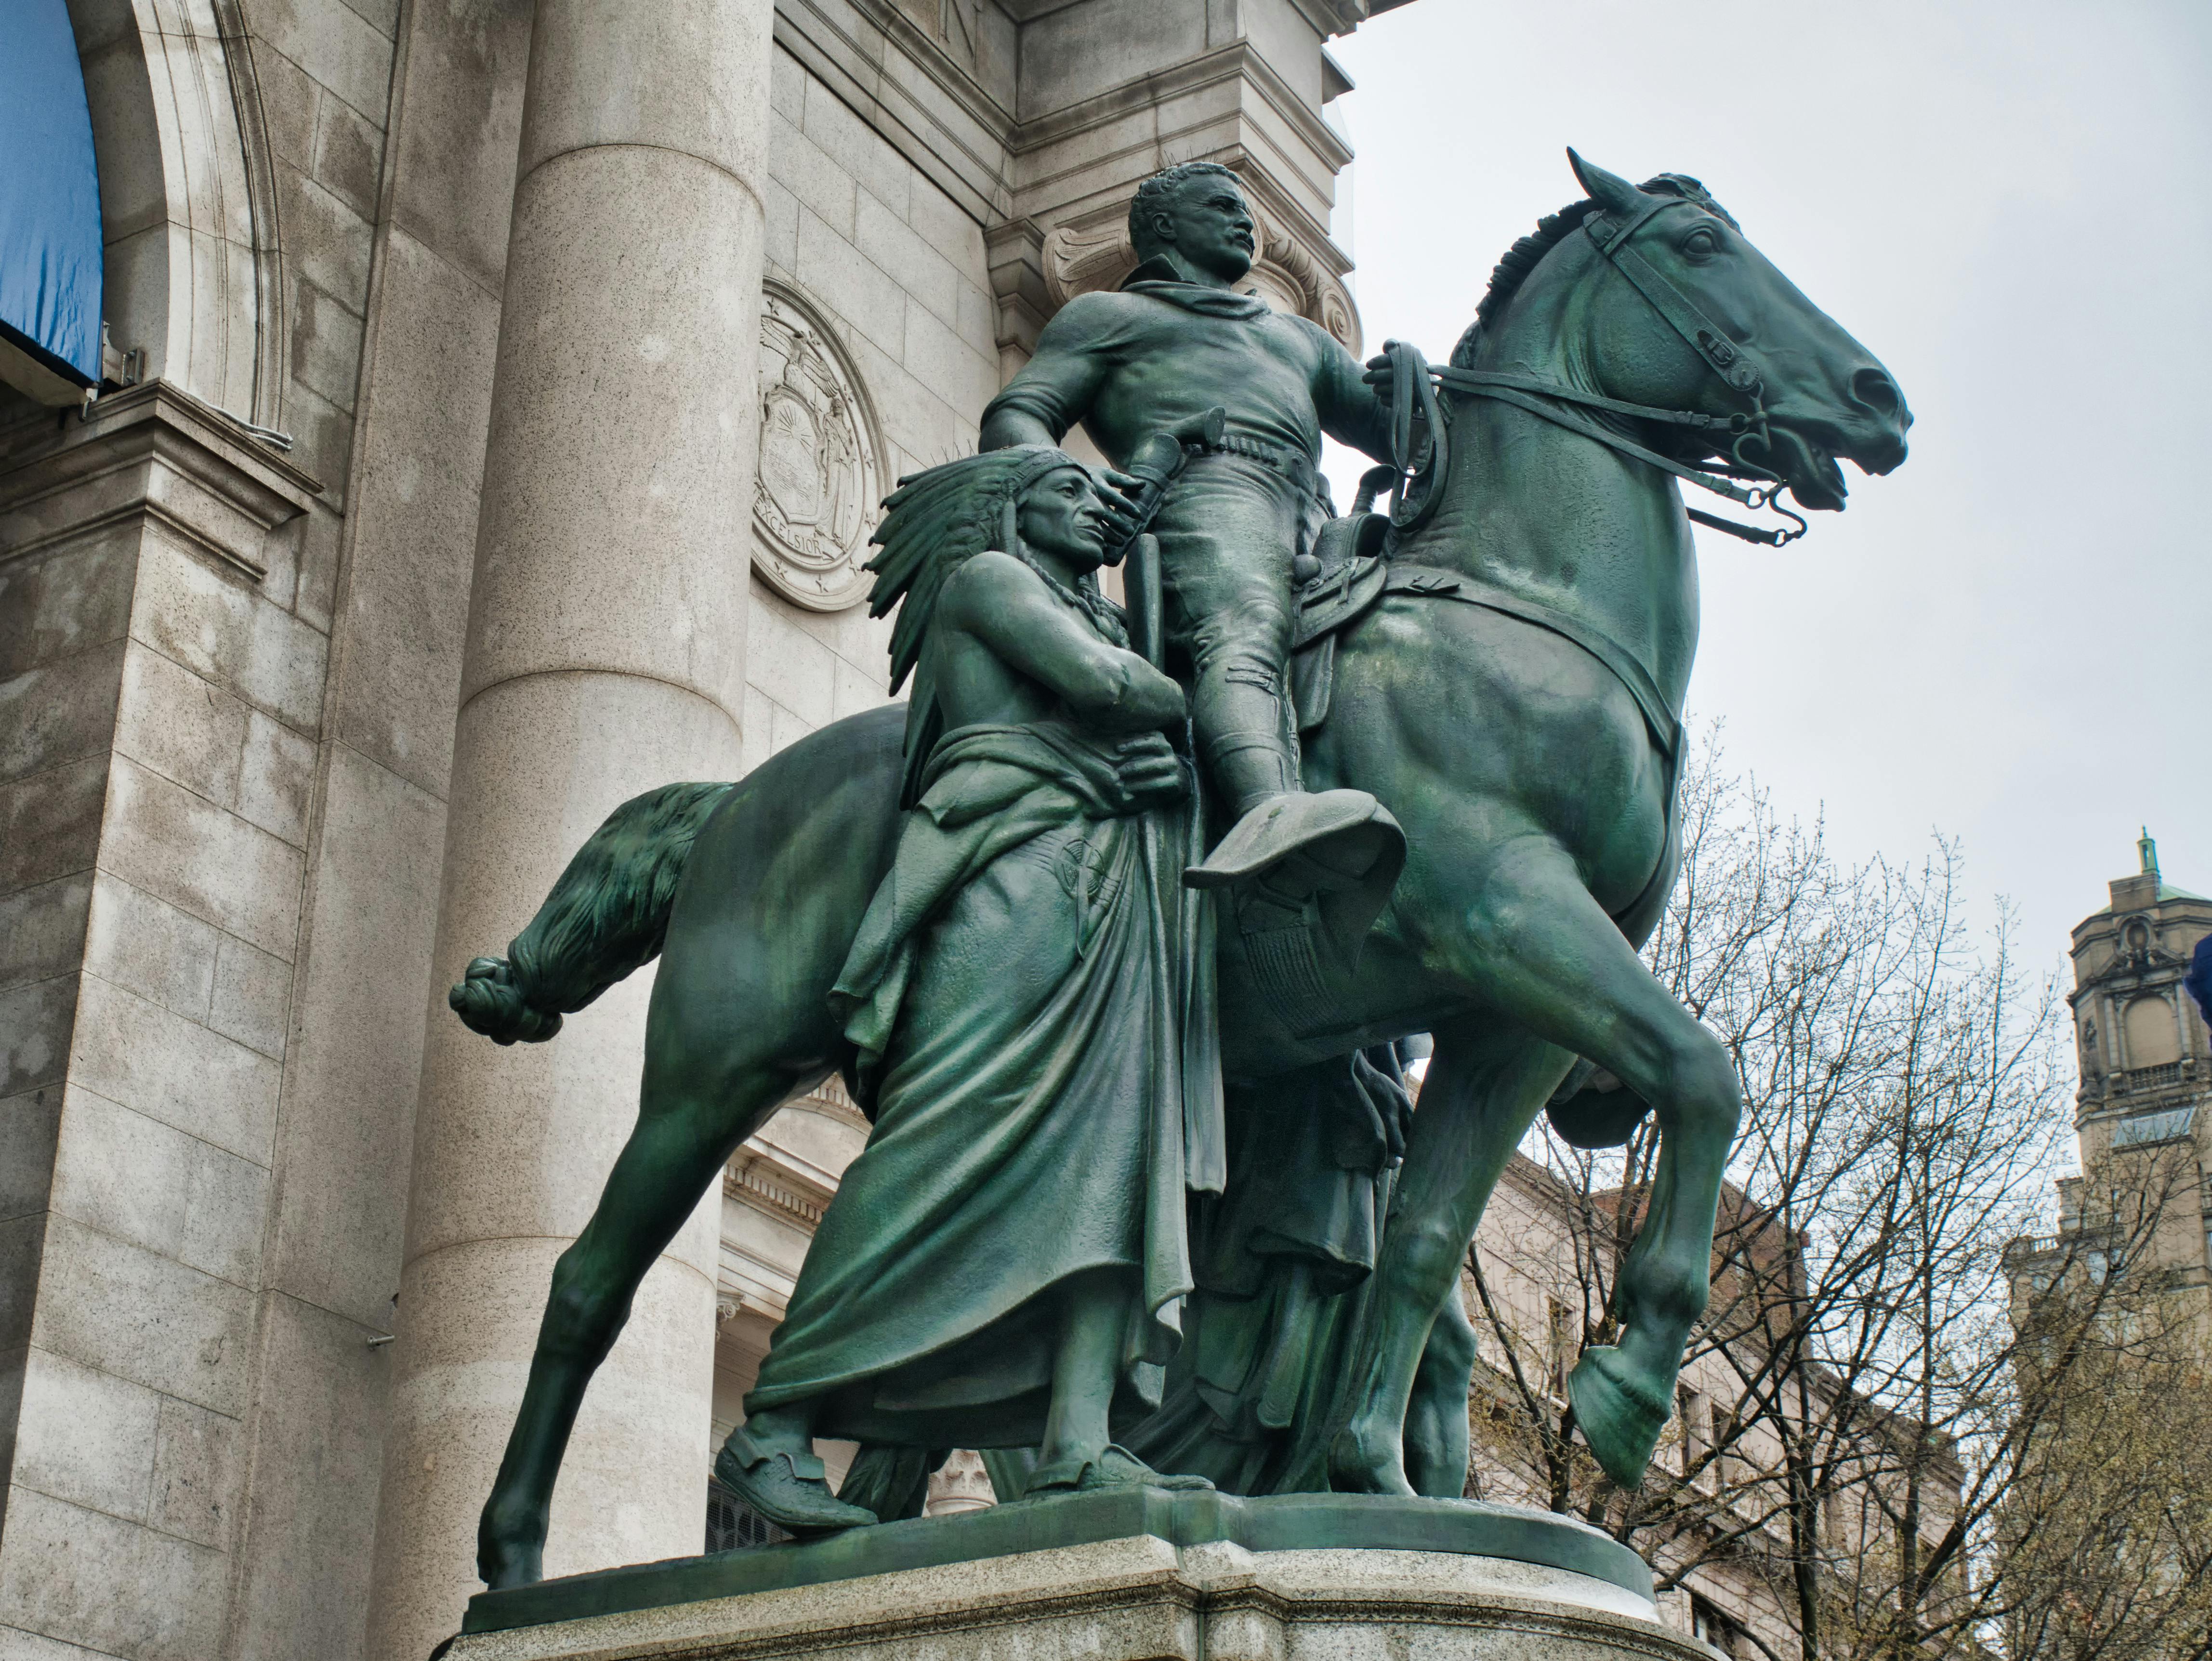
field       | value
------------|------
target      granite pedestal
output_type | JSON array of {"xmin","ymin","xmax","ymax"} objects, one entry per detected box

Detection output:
[{"xmin": 440, "ymin": 1489, "xmax": 1711, "ymax": 1661}]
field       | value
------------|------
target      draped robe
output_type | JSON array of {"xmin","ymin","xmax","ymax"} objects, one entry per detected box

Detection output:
[{"xmin": 743, "ymin": 716, "xmax": 1220, "ymax": 1450}]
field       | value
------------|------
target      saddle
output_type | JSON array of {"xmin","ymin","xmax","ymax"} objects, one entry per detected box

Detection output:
[
  {"xmin": 1288, "ymin": 508, "xmax": 1390, "ymax": 734},
  {"xmin": 1279, "ymin": 478, "xmax": 1670, "ymax": 1150},
  {"xmin": 1287, "ymin": 498, "xmax": 1682, "ymax": 764}
]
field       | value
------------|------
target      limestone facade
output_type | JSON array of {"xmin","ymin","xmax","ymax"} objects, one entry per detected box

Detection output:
[{"xmin": 0, "ymin": 4, "xmax": 1388, "ymax": 1660}]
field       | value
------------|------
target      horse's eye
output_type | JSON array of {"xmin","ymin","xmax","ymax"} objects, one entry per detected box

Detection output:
[{"xmin": 1682, "ymin": 227, "xmax": 1721, "ymax": 259}]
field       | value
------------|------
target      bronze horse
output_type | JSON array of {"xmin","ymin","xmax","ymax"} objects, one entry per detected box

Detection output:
[{"xmin": 460, "ymin": 152, "xmax": 1909, "ymax": 1585}]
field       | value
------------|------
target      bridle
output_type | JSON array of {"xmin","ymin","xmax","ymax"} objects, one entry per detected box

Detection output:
[{"xmin": 1383, "ymin": 193, "xmax": 1811, "ymax": 548}]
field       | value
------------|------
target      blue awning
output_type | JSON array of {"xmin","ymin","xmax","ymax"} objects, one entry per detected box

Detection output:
[{"xmin": 1, "ymin": 0, "xmax": 104, "ymax": 398}]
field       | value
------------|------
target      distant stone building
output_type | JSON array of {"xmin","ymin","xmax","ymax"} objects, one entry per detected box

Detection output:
[
  {"xmin": 1464, "ymin": 1153, "xmax": 1964, "ymax": 1661},
  {"xmin": 1997, "ymin": 837, "xmax": 2212, "ymax": 1658},
  {"xmin": 2006, "ymin": 834, "xmax": 2212, "ymax": 1344}
]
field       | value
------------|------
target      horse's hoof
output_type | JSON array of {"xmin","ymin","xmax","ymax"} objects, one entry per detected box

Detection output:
[
  {"xmin": 477, "ymin": 1496, "xmax": 546, "ymax": 1589},
  {"xmin": 1326, "ymin": 1420, "xmax": 1416, "ymax": 1496},
  {"xmin": 479, "ymin": 1545, "xmax": 543, "ymax": 1591},
  {"xmin": 1567, "ymin": 1346, "xmax": 1671, "ymax": 1490}
]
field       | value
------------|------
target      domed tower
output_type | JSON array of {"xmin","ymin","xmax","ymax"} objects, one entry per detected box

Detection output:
[
  {"xmin": 2070, "ymin": 832, "xmax": 2212, "ymax": 1143},
  {"xmin": 2049, "ymin": 832, "xmax": 2212, "ymax": 1313}
]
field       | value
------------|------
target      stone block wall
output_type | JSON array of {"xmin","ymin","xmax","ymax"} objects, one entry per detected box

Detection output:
[
  {"xmin": 3, "ymin": 2, "xmax": 1386, "ymax": 1656},
  {"xmin": 221, "ymin": 0, "xmax": 530, "ymax": 1640},
  {"xmin": 1, "ymin": 0, "xmax": 531, "ymax": 1655},
  {"xmin": 739, "ymin": 40, "xmax": 1005, "ymax": 779},
  {"xmin": 0, "ymin": 384, "xmax": 321, "ymax": 1661}
]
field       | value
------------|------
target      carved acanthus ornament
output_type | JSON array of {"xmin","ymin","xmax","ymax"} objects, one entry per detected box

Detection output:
[{"xmin": 751, "ymin": 283, "xmax": 885, "ymax": 612}]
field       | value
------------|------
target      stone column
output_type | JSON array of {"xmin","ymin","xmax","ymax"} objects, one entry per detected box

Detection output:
[{"xmin": 365, "ymin": 1, "xmax": 773, "ymax": 1655}]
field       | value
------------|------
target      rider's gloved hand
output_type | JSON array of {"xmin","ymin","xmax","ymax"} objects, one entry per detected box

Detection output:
[{"xmin": 1362, "ymin": 347, "xmax": 1398, "ymax": 411}]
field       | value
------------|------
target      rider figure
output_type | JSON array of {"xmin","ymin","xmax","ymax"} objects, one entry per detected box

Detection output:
[{"xmin": 981, "ymin": 162, "xmax": 1402, "ymax": 890}]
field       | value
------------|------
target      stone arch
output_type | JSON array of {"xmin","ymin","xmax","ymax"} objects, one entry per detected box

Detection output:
[
  {"xmin": 65, "ymin": 0, "xmax": 283, "ymax": 425},
  {"xmin": 2123, "ymin": 993, "xmax": 2180, "ymax": 1069}
]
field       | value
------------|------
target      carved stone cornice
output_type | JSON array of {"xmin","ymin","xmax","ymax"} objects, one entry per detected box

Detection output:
[
  {"xmin": 802, "ymin": 1069, "xmax": 871, "ymax": 1127},
  {"xmin": 772, "ymin": 0, "xmax": 1015, "ymax": 226},
  {"xmin": 1009, "ymin": 41, "xmax": 1353, "ymax": 187},
  {"xmin": 724, "ymin": 1154, "xmax": 830, "ymax": 1230},
  {"xmin": 993, "ymin": 36, "xmax": 1362, "ymax": 355},
  {"xmin": 1292, "ymin": 0, "xmax": 1393, "ymax": 38},
  {"xmin": 0, "ymin": 379, "xmax": 320, "ymax": 578},
  {"xmin": 985, "ymin": 217, "xmax": 1051, "ymax": 355},
  {"xmin": 721, "ymin": 1075, "xmax": 869, "ymax": 1230}
]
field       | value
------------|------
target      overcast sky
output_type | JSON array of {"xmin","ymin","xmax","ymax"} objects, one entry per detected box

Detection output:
[{"xmin": 1324, "ymin": 1, "xmax": 2212, "ymax": 1001}]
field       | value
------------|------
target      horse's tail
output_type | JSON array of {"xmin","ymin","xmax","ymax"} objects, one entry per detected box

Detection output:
[{"xmin": 448, "ymin": 781, "xmax": 736, "ymax": 1045}]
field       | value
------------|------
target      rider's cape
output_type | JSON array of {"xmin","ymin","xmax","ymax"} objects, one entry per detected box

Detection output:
[{"xmin": 742, "ymin": 716, "xmax": 1221, "ymax": 1449}]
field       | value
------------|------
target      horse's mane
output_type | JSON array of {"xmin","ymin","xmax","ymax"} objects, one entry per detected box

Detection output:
[{"xmin": 1450, "ymin": 174, "xmax": 1740, "ymax": 369}]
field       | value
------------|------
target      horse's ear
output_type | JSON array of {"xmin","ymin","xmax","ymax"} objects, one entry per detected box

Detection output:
[{"xmin": 1567, "ymin": 148, "xmax": 1645, "ymax": 216}]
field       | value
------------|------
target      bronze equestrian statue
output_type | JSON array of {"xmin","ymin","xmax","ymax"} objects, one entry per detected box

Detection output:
[{"xmin": 454, "ymin": 151, "xmax": 1911, "ymax": 1588}]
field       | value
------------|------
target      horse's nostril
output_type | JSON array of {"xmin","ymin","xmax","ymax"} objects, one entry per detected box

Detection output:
[{"xmin": 1852, "ymin": 367, "xmax": 1903, "ymax": 422}]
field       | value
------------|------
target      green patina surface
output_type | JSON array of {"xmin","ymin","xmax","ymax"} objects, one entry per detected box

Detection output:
[
  {"xmin": 454, "ymin": 154, "xmax": 1914, "ymax": 1591},
  {"xmin": 461, "ymin": 1489, "xmax": 1652, "ymax": 1634}
]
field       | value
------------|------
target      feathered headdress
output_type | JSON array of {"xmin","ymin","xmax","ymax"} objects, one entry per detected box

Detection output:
[{"xmin": 862, "ymin": 445, "xmax": 1093, "ymax": 805}]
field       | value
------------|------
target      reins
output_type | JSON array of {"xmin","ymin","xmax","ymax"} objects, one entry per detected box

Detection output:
[{"xmin": 1380, "ymin": 195, "xmax": 1811, "ymax": 549}]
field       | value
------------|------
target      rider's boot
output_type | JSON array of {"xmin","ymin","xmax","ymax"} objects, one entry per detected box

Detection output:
[
  {"xmin": 714, "ymin": 1409, "xmax": 878, "ymax": 1535},
  {"xmin": 1183, "ymin": 734, "xmax": 1401, "ymax": 897},
  {"xmin": 1185, "ymin": 788, "xmax": 1401, "ymax": 893}
]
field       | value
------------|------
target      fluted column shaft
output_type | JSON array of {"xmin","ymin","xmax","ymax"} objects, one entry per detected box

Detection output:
[{"xmin": 366, "ymin": 3, "xmax": 773, "ymax": 1654}]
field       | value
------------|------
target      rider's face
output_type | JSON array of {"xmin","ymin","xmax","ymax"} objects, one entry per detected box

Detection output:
[
  {"xmin": 1151, "ymin": 178, "xmax": 1256, "ymax": 284},
  {"xmin": 1016, "ymin": 468, "xmax": 1112, "ymax": 569}
]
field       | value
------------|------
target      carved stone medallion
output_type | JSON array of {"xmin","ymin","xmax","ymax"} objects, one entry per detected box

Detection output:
[{"xmin": 752, "ymin": 283, "xmax": 883, "ymax": 611}]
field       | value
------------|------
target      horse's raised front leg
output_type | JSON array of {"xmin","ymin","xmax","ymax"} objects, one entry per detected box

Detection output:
[
  {"xmin": 476, "ymin": 1037, "xmax": 816, "ymax": 1589},
  {"xmin": 1334, "ymin": 833, "xmax": 1742, "ymax": 1494}
]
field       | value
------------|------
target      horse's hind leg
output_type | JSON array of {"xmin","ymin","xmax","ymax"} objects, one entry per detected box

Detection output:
[
  {"xmin": 1334, "ymin": 835, "xmax": 1742, "ymax": 1494},
  {"xmin": 476, "ymin": 1029, "xmax": 817, "ymax": 1587},
  {"xmin": 1403, "ymin": 1263, "xmax": 1479, "ymax": 1498},
  {"xmin": 1328, "ymin": 1020, "xmax": 1572, "ymax": 1494}
]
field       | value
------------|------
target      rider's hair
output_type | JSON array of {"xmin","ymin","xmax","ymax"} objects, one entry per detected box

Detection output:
[
  {"xmin": 1128, "ymin": 161, "xmax": 1243, "ymax": 260},
  {"xmin": 1453, "ymin": 174, "xmax": 1741, "ymax": 368}
]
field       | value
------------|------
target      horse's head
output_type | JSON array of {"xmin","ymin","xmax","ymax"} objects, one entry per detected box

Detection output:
[{"xmin": 1481, "ymin": 151, "xmax": 1911, "ymax": 515}]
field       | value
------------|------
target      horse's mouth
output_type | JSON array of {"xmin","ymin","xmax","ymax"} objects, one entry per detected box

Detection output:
[{"xmin": 1764, "ymin": 427, "xmax": 1850, "ymax": 513}]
